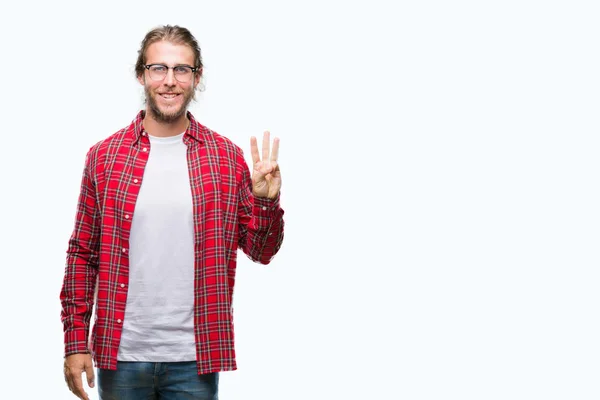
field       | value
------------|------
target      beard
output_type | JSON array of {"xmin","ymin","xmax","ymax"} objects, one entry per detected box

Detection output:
[{"xmin": 145, "ymin": 84, "xmax": 195, "ymax": 123}]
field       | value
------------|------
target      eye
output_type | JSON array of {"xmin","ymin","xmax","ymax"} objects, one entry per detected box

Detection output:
[
  {"xmin": 174, "ymin": 66, "xmax": 190, "ymax": 74},
  {"xmin": 151, "ymin": 65, "xmax": 167, "ymax": 73}
]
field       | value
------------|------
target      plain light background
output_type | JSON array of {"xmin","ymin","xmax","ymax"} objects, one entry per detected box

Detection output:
[{"xmin": 0, "ymin": 0, "xmax": 599, "ymax": 399}]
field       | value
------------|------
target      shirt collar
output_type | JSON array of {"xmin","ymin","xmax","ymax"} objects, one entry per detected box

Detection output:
[{"xmin": 131, "ymin": 110, "xmax": 205, "ymax": 144}]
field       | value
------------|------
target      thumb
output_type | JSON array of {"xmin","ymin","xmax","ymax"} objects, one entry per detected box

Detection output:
[
  {"xmin": 267, "ymin": 161, "xmax": 278, "ymax": 174},
  {"xmin": 85, "ymin": 361, "xmax": 95, "ymax": 388}
]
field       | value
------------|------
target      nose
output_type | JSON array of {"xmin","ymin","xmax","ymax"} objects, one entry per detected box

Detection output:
[{"xmin": 163, "ymin": 68, "xmax": 176, "ymax": 86}]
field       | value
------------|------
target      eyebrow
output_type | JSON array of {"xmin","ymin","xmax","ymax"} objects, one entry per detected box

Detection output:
[{"xmin": 147, "ymin": 62, "xmax": 194, "ymax": 67}]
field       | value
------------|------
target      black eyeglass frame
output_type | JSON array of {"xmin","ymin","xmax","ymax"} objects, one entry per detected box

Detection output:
[{"xmin": 143, "ymin": 64, "xmax": 199, "ymax": 81}]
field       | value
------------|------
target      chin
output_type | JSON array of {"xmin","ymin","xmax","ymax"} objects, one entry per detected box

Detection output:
[
  {"xmin": 145, "ymin": 87, "xmax": 193, "ymax": 123},
  {"xmin": 148, "ymin": 100, "xmax": 186, "ymax": 123},
  {"xmin": 161, "ymin": 111, "xmax": 186, "ymax": 123},
  {"xmin": 160, "ymin": 105, "xmax": 182, "ymax": 117}
]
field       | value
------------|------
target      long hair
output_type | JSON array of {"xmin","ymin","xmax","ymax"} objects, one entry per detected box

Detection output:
[{"xmin": 135, "ymin": 25, "xmax": 203, "ymax": 81}]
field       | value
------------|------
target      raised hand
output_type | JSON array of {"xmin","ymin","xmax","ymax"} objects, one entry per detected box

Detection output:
[{"xmin": 250, "ymin": 131, "xmax": 281, "ymax": 199}]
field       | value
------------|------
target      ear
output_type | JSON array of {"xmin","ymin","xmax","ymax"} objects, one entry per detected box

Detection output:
[
  {"xmin": 194, "ymin": 68, "xmax": 202, "ymax": 88},
  {"xmin": 137, "ymin": 73, "xmax": 145, "ymax": 86}
]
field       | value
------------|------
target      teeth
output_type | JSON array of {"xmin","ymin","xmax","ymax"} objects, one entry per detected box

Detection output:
[{"xmin": 161, "ymin": 94, "xmax": 177, "ymax": 98}]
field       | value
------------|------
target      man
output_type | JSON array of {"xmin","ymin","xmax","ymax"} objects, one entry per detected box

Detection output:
[{"xmin": 60, "ymin": 25, "xmax": 284, "ymax": 400}]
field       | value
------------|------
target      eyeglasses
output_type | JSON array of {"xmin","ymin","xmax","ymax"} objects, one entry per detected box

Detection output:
[{"xmin": 144, "ymin": 64, "xmax": 198, "ymax": 83}]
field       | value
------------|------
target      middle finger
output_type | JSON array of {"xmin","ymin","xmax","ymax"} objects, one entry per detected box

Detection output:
[{"xmin": 262, "ymin": 131, "xmax": 270, "ymax": 161}]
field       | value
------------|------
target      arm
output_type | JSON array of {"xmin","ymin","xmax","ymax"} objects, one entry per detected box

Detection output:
[
  {"xmin": 59, "ymin": 150, "xmax": 100, "ymax": 356},
  {"xmin": 238, "ymin": 131, "xmax": 284, "ymax": 264},
  {"xmin": 238, "ymin": 161, "xmax": 284, "ymax": 264}
]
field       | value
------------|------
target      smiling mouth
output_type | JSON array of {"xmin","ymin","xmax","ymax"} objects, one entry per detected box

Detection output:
[{"xmin": 159, "ymin": 93, "xmax": 180, "ymax": 99}]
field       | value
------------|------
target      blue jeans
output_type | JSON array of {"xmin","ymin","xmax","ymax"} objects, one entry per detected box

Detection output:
[{"xmin": 97, "ymin": 361, "xmax": 219, "ymax": 400}]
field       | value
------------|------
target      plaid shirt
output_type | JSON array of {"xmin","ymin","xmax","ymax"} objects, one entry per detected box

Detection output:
[{"xmin": 60, "ymin": 111, "xmax": 284, "ymax": 374}]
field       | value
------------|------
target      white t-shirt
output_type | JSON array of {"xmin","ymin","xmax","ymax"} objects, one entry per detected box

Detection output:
[{"xmin": 117, "ymin": 132, "xmax": 196, "ymax": 362}]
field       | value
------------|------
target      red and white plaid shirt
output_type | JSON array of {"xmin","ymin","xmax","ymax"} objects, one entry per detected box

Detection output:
[{"xmin": 60, "ymin": 111, "xmax": 284, "ymax": 374}]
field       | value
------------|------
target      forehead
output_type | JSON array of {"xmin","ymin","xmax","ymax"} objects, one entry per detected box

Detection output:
[{"xmin": 145, "ymin": 41, "xmax": 195, "ymax": 65}]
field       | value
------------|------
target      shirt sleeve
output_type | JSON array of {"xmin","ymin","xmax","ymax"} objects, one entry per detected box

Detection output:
[
  {"xmin": 59, "ymin": 149, "xmax": 100, "ymax": 357},
  {"xmin": 237, "ymin": 156, "xmax": 285, "ymax": 264}
]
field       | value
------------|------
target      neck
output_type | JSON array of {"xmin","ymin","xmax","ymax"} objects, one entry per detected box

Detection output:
[{"xmin": 142, "ymin": 109, "xmax": 189, "ymax": 137}]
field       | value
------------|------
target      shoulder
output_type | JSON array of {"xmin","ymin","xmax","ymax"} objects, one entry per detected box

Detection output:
[
  {"xmin": 195, "ymin": 122, "xmax": 245, "ymax": 163},
  {"xmin": 84, "ymin": 122, "xmax": 133, "ymax": 171}
]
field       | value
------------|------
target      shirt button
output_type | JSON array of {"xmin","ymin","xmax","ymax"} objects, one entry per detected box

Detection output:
[
  {"xmin": 120, "ymin": 283, "xmax": 125, "ymax": 288},
  {"xmin": 117, "ymin": 319, "xmax": 122, "ymax": 323},
  {"xmin": 134, "ymin": 179, "xmax": 139, "ymax": 184},
  {"xmin": 142, "ymin": 148, "xmax": 148, "ymax": 152},
  {"xmin": 262, "ymin": 206, "xmax": 267, "ymax": 211},
  {"xmin": 125, "ymin": 214, "xmax": 130, "ymax": 219},
  {"xmin": 122, "ymin": 248, "xmax": 127, "ymax": 253}
]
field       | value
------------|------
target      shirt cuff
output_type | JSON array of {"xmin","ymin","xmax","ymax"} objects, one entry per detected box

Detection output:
[
  {"xmin": 253, "ymin": 193, "xmax": 281, "ymax": 216},
  {"xmin": 64, "ymin": 328, "xmax": 90, "ymax": 357}
]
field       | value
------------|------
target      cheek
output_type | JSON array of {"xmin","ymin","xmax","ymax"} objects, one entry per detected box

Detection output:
[{"xmin": 146, "ymin": 82, "xmax": 162, "ymax": 93}]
